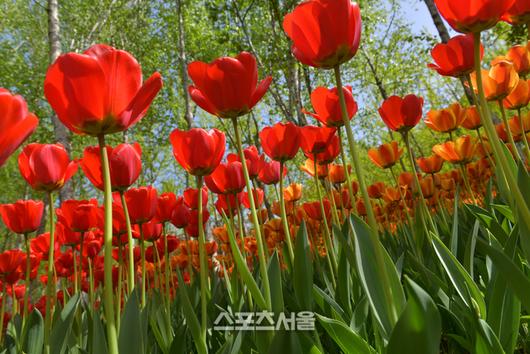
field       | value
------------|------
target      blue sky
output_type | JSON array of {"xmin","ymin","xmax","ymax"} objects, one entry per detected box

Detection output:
[{"xmin": 401, "ymin": 0, "xmax": 456, "ymax": 36}]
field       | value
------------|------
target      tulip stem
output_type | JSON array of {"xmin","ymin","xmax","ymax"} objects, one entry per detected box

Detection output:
[
  {"xmin": 517, "ymin": 108, "xmax": 530, "ymax": 160},
  {"xmin": 232, "ymin": 117, "xmax": 272, "ymax": 311},
  {"xmin": 97, "ymin": 134, "xmax": 119, "ymax": 354},
  {"xmin": 473, "ymin": 32, "xmax": 530, "ymax": 233},
  {"xmin": 44, "ymin": 192, "xmax": 56, "ymax": 354},
  {"xmin": 279, "ymin": 162, "xmax": 294, "ymax": 263},
  {"xmin": 23, "ymin": 233, "xmax": 30, "ymax": 322},
  {"xmin": 338, "ymin": 130, "xmax": 356, "ymax": 216},
  {"xmin": 196, "ymin": 175, "xmax": 208, "ymax": 344},
  {"xmin": 459, "ymin": 165, "xmax": 477, "ymax": 205},
  {"xmin": 120, "ymin": 192, "xmax": 136, "ymax": 295},
  {"xmin": 498, "ymin": 101, "xmax": 522, "ymax": 163},
  {"xmin": 402, "ymin": 131, "xmax": 436, "ymax": 233},
  {"xmin": 139, "ymin": 226, "xmax": 147, "ymax": 308},
  {"xmin": 0, "ymin": 283, "xmax": 6, "ymax": 345},
  {"xmin": 334, "ymin": 65, "xmax": 398, "ymax": 323},
  {"xmin": 313, "ymin": 158, "xmax": 338, "ymax": 287}
]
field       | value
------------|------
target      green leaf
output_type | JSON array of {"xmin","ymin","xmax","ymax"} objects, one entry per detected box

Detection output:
[
  {"xmin": 431, "ymin": 234, "xmax": 486, "ymax": 318},
  {"xmin": 352, "ymin": 215, "xmax": 405, "ymax": 338},
  {"xmin": 486, "ymin": 229, "xmax": 520, "ymax": 354},
  {"xmin": 335, "ymin": 245, "xmax": 352, "ymax": 316},
  {"xmin": 88, "ymin": 311, "xmax": 108, "ymax": 354},
  {"xmin": 224, "ymin": 215, "xmax": 267, "ymax": 310},
  {"xmin": 293, "ymin": 221, "xmax": 313, "ymax": 310},
  {"xmin": 450, "ymin": 191, "xmax": 459, "ymax": 255},
  {"xmin": 477, "ymin": 238, "xmax": 530, "ymax": 313},
  {"xmin": 517, "ymin": 163, "xmax": 530, "ymax": 262},
  {"xmin": 268, "ymin": 251, "xmax": 284, "ymax": 316},
  {"xmin": 119, "ymin": 289, "xmax": 146, "ymax": 354},
  {"xmin": 475, "ymin": 319, "xmax": 505, "ymax": 354},
  {"xmin": 316, "ymin": 314, "xmax": 375, "ymax": 354},
  {"xmin": 387, "ymin": 278, "xmax": 441, "ymax": 354},
  {"xmin": 50, "ymin": 293, "xmax": 80, "ymax": 354},
  {"xmin": 22, "ymin": 309, "xmax": 43, "ymax": 354},
  {"xmin": 176, "ymin": 270, "xmax": 207, "ymax": 354}
]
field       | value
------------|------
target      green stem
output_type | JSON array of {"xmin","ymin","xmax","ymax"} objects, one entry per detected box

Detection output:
[
  {"xmin": 0, "ymin": 284, "xmax": 6, "ymax": 345},
  {"xmin": 139, "ymin": 226, "xmax": 146, "ymax": 308},
  {"xmin": 472, "ymin": 32, "xmax": 530, "ymax": 233},
  {"xmin": 23, "ymin": 233, "xmax": 30, "ymax": 322},
  {"xmin": 334, "ymin": 65, "xmax": 398, "ymax": 323},
  {"xmin": 97, "ymin": 134, "xmax": 119, "ymax": 354},
  {"xmin": 338, "ymin": 130, "xmax": 356, "ymax": 215},
  {"xmin": 459, "ymin": 164, "xmax": 477, "ymax": 205},
  {"xmin": 517, "ymin": 108, "xmax": 530, "ymax": 160},
  {"xmin": 278, "ymin": 162, "xmax": 294, "ymax": 263},
  {"xmin": 120, "ymin": 191, "xmax": 135, "ymax": 295},
  {"xmin": 498, "ymin": 101, "xmax": 522, "ymax": 163},
  {"xmin": 196, "ymin": 176, "xmax": 208, "ymax": 343},
  {"xmin": 44, "ymin": 192, "xmax": 56, "ymax": 354},
  {"xmin": 313, "ymin": 158, "xmax": 337, "ymax": 287},
  {"xmin": 231, "ymin": 117, "xmax": 272, "ymax": 311}
]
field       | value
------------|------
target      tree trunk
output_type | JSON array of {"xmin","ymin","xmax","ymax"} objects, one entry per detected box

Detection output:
[
  {"xmin": 423, "ymin": 0, "xmax": 474, "ymax": 104},
  {"xmin": 47, "ymin": 0, "xmax": 73, "ymax": 203},
  {"xmin": 175, "ymin": 0, "xmax": 192, "ymax": 129}
]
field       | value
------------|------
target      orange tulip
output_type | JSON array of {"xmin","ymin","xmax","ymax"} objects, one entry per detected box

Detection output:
[
  {"xmin": 432, "ymin": 135, "xmax": 477, "ymax": 164},
  {"xmin": 505, "ymin": 44, "xmax": 530, "ymax": 77},
  {"xmin": 419, "ymin": 176, "xmax": 436, "ymax": 199},
  {"xmin": 425, "ymin": 103, "xmax": 467, "ymax": 133},
  {"xmin": 367, "ymin": 141, "xmax": 403, "ymax": 169},
  {"xmin": 470, "ymin": 58, "xmax": 519, "ymax": 101},
  {"xmin": 284, "ymin": 183, "xmax": 302, "ymax": 202},
  {"xmin": 417, "ymin": 155, "xmax": 444, "ymax": 174},
  {"xmin": 368, "ymin": 182, "xmax": 386, "ymax": 199},
  {"xmin": 461, "ymin": 106, "xmax": 483, "ymax": 130},
  {"xmin": 503, "ymin": 79, "xmax": 530, "ymax": 110},
  {"xmin": 328, "ymin": 164, "xmax": 346, "ymax": 184},
  {"xmin": 300, "ymin": 159, "xmax": 328, "ymax": 178}
]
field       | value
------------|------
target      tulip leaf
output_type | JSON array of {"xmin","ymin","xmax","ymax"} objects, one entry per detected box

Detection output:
[
  {"xmin": 486, "ymin": 229, "xmax": 520, "ymax": 354},
  {"xmin": 450, "ymin": 190, "xmax": 459, "ymax": 255},
  {"xmin": 50, "ymin": 293, "xmax": 80, "ymax": 354},
  {"xmin": 431, "ymin": 234, "xmax": 486, "ymax": 318},
  {"xmin": 22, "ymin": 309, "xmax": 43, "ymax": 354},
  {"xmin": 293, "ymin": 221, "xmax": 313, "ymax": 310},
  {"xmin": 517, "ymin": 163, "xmax": 530, "ymax": 262},
  {"xmin": 351, "ymin": 215, "xmax": 405, "ymax": 339},
  {"xmin": 224, "ymin": 214, "xmax": 268, "ymax": 310},
  {"xmin": 316, "ymin": 314, "xmax": 375, "ymax": 354},
  {"xmin": 475, "ymin": 319, "xmax": 505, "ymax": 354},
  {"xmin": 176, "ymin": 270, "xmax": 207, "ymax": 354},
  {"xmin": 119, "ymin": 289, "xmax": 147, "ymax": 354},
  {"xmin": 387, "ymin": 277, "xmax": 441, "ymax": 354},
  {"xmin": 268, "ymin": 251, "xmax": 284, "ymax": 316},
  {"xmin": 88, "ymin": 311, "xmax": 108, "ymax": 354}
]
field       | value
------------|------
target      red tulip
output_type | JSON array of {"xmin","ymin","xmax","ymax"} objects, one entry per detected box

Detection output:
[
  {"xmin": 123, "ymin": 186, "xmax": 158, "ymax": 224},
  {"xmin": 227, "ymin": 146, "xmax": 263, "ymax": 179},
  {"xmin": 300, "ymin": 126, "xmax": 337, "ymax": 156},
  {"xmin": 184, "ymin": 209, "xmax": 210, "ymax": 238},
  {"xmin": 183, "ymin": 187, "xmax": 208, "ymax": 210},
  {"xmin": 303, "ymin": 200, "xmax": 330, "ymax": 221},
  {"xmin": 205, "ymin": 161, "xmax": 245, "ymax": 194},
  {"xmin": 155, "ymin": 192, "xmax": 177, "ymax": 223},
  {"xmin": 378, "ymin": 95, "xmax": 424, "ymax": 133},
  {"xmin": 30, "ymin": 232, "xmax": 59, "ymax": 259},
  {"xmin": 428, "ymin": 34, "xmax": 484, "ymax": 77},
  {"xmin": 169, "ymin": 128, "xmax": 225, "ymax": 176},
  {"xmin": 240, "ymin": 188, "xmax": 264, "ymax": 209},
  {"xmin": 0, "ymin": 249, "xmax": 25, "ymax": 284},
  {"xmin": 0, "ymin": 200, "xmax": 44, "ymax": 234},
  {"xmin": 187, "ymin": 52, "xmax": 272, "ymax": 119},
  {"xmin": 215, "ymin": 194, "xmax": 241, "ymax": 216},
  {"xmin": 44, "ymin": 44, "xmax": 162, "ymax": 136},
  {"xmin": 56, "ymin": 222, "xmax": 82, "ymax": 246},
  {"xmin": 502, "ymin": 0, "xmax": 530, "ymax": 24},
  {"xmin": 259, "ymin": 122, "xmax": 301, "ymax": 162},
  {"xmin": 283, "ymin": 0, "xmax": 362, "ymax": 68},
  {"xmin": 171, "ymin": 197, "xmax": 191, "ymax": 229},
  {"xmin": 309, "ymin": 134, "xmax": 341, "ymax": 164},
  {"xmin": 18, "ymin": 143, "xmax": 77, "ymax": 192},
  {"xmin": 56, "ymin": 199, "xmax": 102, "ymax": 232},
  {"xmin": 0, "ymin": 88, "xmax": 38, "ymax": 167},
  {"xmin": 434, "ymin": 0, "xmax": 515, "ymax": 33},
  {"xmin": 81, "ymin": 143, "xmax": 142, "ymax": 191},
  {"xmin": 136, "ymin": 220, "xmax": 162, "ymax": 242},
  {"xmin": 258, "ymin": 160, "xmax": 286, "ymax": 185},
  {"xmin": 302, "ymin": 86, "xmax": 358, "ymax": 127}
]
